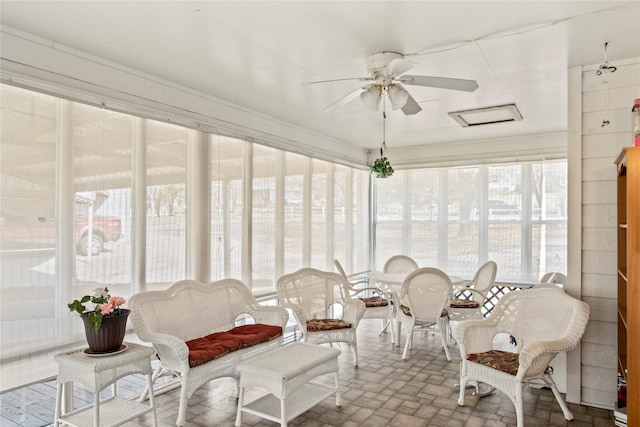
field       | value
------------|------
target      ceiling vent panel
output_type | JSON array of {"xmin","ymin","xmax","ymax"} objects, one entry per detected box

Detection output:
[{"xmin": 448, "ymin": 104, "xmax": 523, "ymax": 127}]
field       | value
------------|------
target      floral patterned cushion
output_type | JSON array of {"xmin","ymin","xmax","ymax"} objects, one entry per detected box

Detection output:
[
  {"xmin": 306, "ymin": 318, "xmax": 352, "ymax": 332},
  {"xmin": 449, "ymin": 298, "xmax": 480, "ymax": 309},
  {"xmin": 359, "ymin": 296, "xmax": 389, "ymax": 307},
  {"xmin": 186, "ymin": 324, "xmax": 282, "ymax": 368},
  {"xmin": 467, "ymin": 349, "xmax": 519, "ymax": 376},
  {"xmin": 399, "ymin": 305, "xmax": 448, "ymax": 318}
]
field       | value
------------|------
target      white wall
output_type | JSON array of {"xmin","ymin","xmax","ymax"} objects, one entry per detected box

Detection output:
[{"xmin": 570, "ymin": 58, "xmax": 640, "ymax": 409}]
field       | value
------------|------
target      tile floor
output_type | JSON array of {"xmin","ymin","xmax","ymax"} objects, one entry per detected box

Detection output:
[{"xmin": 2, "ymin": 319, "xmax": 615, "ymax": 426}]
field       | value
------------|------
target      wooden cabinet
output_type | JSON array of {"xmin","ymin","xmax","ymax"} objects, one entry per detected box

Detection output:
[{"xmin": 616, "ymin": 146, "xmax": 640, "ymax": 425}]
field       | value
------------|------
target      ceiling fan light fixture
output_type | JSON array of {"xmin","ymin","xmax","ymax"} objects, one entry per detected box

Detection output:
[
  {"xmin": 388, "ymin": 84, "xmax": 410, "ymax": 110},
  {"xmin": 448, "ymin": 103, "xmax": 523, "ymax": 127},
  {"xmin": 360, "ymin": 85, "xmax": 381, "ymax": 111}
]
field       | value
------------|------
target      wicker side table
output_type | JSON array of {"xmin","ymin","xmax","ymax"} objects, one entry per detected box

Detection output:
[
  {"xmin": 235, "ymin": 342, "xmax": 341, "ymax": 427},
  {"xmin": 53, "ymin": 342, "xmax": 157, "ymax": 427}
]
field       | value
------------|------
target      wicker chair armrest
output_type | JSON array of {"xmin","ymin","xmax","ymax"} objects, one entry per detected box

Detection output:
[
  {"xmin": 342, "ymin": 298, "xmax": 366, "ymax": 328},
  {"xmin": 516, "ymin": 338, "xmax": 576, "ymax": 377},
  {"xmin": 137, "ymin": 330, "xmax": 190, "ymax": 367},
  {"xmin": 453, "ymin": 319, "xmax": 498, "ymax": 356},
  {"xmin": 247, "ymin": 305, "xmax": 290, "ymax": 330},
  {"xmin": 281, "ymin": 303, "xmax": 308, "ymax": 333}
]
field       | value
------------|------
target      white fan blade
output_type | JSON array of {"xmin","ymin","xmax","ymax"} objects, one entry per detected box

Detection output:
[
  {"xmin": 323, "ymin": 86, "xmax": 367, "ymax": 112},
  {"xmin": 388, "ymin": 57, "xmax": 416, "ymax": 76},
  {"xmin": 398, "ymin": 75, "xmax": 479, "ymax": 92},
  {"xmin": 401, "ymin": 93, "xmax": 422, "ymax": 115},
  {"xmin": 307, "ymin": 76, "xmax": 372, "ymax": 85}
]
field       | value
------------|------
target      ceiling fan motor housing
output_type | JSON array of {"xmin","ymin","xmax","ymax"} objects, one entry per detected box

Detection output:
[{"xmin": 365, "ymin": 52, "xmax": 405, "ymax": 79}]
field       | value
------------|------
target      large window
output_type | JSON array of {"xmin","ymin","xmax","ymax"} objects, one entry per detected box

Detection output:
[
  {"xmin": 375, "ymin": 162, "xmax": 567, "ymax": 283},
  {"xmin": 0, "ymin": 84, "xmax": 369, "ymax": 391}
]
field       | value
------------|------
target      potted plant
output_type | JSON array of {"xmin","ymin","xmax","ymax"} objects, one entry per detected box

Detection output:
[
  {"xmin": 68, "ymin": 287, "xmax": 129, "ymax": 353},
  {"xmin": 368, "ymin": 156, "xmax": 394, "ymax": 178}
]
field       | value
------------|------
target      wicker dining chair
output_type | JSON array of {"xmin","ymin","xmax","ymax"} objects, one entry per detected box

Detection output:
[
  {"xmin": 334, "ymin": 259, "xmax": 394, "ymax": 343},
  {"xmin": 449, "ymin": 260, "xmax": 497, "ymax": 321},
  {"xmin": 276, "ymin": 267, "xmax": 366, "ymax": 366},
  {"xmin": 394, "ymin": 267, "xmax": 453, "ymax": 361},
  {"xmin": 538, "ymin": 271, "xmax": 568, "ymax": 289},
  {"xmin": 455, "ymin": 286, "xmax": 590, "ymax": 427},
  {"xmin": 383, "ymin": 255, "xmax": 419, "ymax": 273}
]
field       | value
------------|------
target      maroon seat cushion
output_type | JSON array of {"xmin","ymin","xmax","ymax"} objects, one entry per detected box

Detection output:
[
  {"xmin": 186, "ymin": 324, "xmax": 282, "ymax": 368},
  {"xmin": 306, "ymin": 318, "xmax": 352, "ymax": 332},
  {"xmin": 225, "ymin": 324, "xmax": 283, "ymax": 347},
  {"xmin": 467, "ymin": 349, "xmax": 519, "ymax": 376},
  {"xmin": 359, "ymin": 296, "xmax": 389, "ymax": 307},
  {"xmin": 400, "ymin": 305, "xmax": 448, "ymax": 318}
]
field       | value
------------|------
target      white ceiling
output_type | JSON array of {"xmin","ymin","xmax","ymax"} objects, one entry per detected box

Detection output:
[{"xmin": 1, "ymin": 1, "xmax": 639, "ymax": 153}]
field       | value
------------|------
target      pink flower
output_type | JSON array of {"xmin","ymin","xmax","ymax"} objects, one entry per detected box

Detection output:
[
  {"xmin": 100, "ymin": 303, "xmax": 114, "ymax": 315},
  {"xmin": 108, "ymin": 296, "xmax": 126, "ymax": 307}
]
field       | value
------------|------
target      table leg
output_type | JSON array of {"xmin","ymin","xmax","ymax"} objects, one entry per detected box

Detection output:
[
  {"xmin": 333, "ymin": 372, "xmax": 341, "ymax": 407},
  {"xmin": 54, "ymin": 383, "xmax": 62, "ymax": 427},
  {"xmin": 62, "ymin": 381, "xmax": 73, "ymax": 413},
  {"xmin": 93, "ymin": 390, "xmax": 100, "ymax": 427},
  {"xmin": 280, "ymin": 398, "xmax": 287, "ymax": 427},
  {"xmin": 235, "ymin": 387, "xmax": 244, "ymax": 427}
]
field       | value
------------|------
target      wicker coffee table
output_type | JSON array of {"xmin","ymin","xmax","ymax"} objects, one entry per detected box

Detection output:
[{"xmin": 235, "ymin": 342, "xmax": 341, "ymax": 427}]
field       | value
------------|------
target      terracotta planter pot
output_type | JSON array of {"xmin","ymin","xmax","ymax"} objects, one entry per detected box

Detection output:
[{"xmin": 82, "ymin": 309, "xmax": 130, "ymax": 353}]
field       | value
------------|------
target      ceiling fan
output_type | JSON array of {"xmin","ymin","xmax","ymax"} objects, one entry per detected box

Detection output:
[{"xmin": 313, "ymin": 51, "xmax": 479, "ymax": 115}]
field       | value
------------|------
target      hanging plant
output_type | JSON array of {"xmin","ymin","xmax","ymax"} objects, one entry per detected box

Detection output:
[{"xmin": 368, "ymin": 156, "xmax": 394, "ymax": 178}]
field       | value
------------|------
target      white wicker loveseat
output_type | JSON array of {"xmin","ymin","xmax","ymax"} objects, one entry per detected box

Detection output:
[{"xmin": 129, "ymin": 279, "xmax": 289, "ymax": 426}]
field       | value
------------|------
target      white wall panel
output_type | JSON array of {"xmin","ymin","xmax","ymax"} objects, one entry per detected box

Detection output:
[
  {"xmin": 583, "ymin": 296, "xmax": 617, "ymax": 323},
  {"xmin": 582, "ymin": 181, "xmax": 618, "ymax": 205},
  {"xmin": 583, "ymin": 132, "xmax": 634, "ymax": 159},
  {"xmin": 583, "ymin": 86, "xmax": 640, "ymax": 113},
  {"xmin": 582, "ymin": 226, "xmax": 616, "ymax": 251},
  {"xmin": 582, "ymin": 342, "xmax": 618, "ymax": 369},
  {"xmin": 582, "ymin": 320, "xmax": 616, "ymax": 346},
  {"xmin": 583, "ymin": 108, "xmax": 634, "ymax": 136},
  {"xmin": 581, "ymin": 203, "xmax": 618, "ymax": 228},
  {"xmin": 582, "ymin": 272, "xmax": 617, "ymax": 298},
  {"xmin": 581, "ymin": 250, "xmax": 617, "ymax": 275},
  {"xmin": 582, "ymin": 157, "xmax": 622, "ymax": 182},
  {"xmin": 582, "ymin": 367, "xmax": 617, "ymax": 409}
]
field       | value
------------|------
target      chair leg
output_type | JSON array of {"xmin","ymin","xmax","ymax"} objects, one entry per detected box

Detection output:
[
  {"xmin": 457, "ymin": 370, "xmax": 467, "ymax": 406},
  {"xmin": 139, "ymin": 363, "xmax": 164, "ymax": 402},
  {"xmin": 402, "ymin": 325, "xmax": 413, "ymax": 359},
  {"xmin": 543, "ymin": 373, "xmax": 574, "ymax": 421},
  {"xmin": 176, "ymin": 378, "xmax": 189, "ymax": 427},
  {"xmin": 514, "ymin": 383, "xmax": 525, "ymax": 427},
  {"xmin": 352, "ymin": 343, "xmax": 359, "ymax": 367},
  {"xmin": 438, "ymin": 317, "xmax": 451, "ymax": 361},
  {"xmin": 380, "ymin": 318, "xmax": 395, "ymax": 345}
]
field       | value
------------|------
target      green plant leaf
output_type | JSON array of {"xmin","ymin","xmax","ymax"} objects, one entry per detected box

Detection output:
[
  {"xmin": 68, "ymin": 300, "xmax": 85, "ymax": 315},
  {"xmin": 88, "ymin": 312, "xmax": 103, "ymax": 333}
]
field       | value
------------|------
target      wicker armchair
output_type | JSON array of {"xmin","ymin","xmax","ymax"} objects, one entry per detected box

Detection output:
[
  {"xmin": 334, "ymin": 259, "xmax": 394, "ymax": 343},
  {"xmin": 394, "ymin": 267, "xmax": 453, "ymax": 360},
  {"xmin": 383, "ymin": 255, "xmax": 419, "ymax": 273},
  {"xmin": 449, "ymin": 260, "xmax": 497, "ymax": 321},
  {"xmin": 277, "ymin": 267, "xmax": 366, "ymax": 366},
  {"xmin": 129, "ymin": 279, "xmax": 289, "ymax": 426},
  {"xmin": 455, "ymin": 286, "xmax": 590, "ymax": 427}
]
